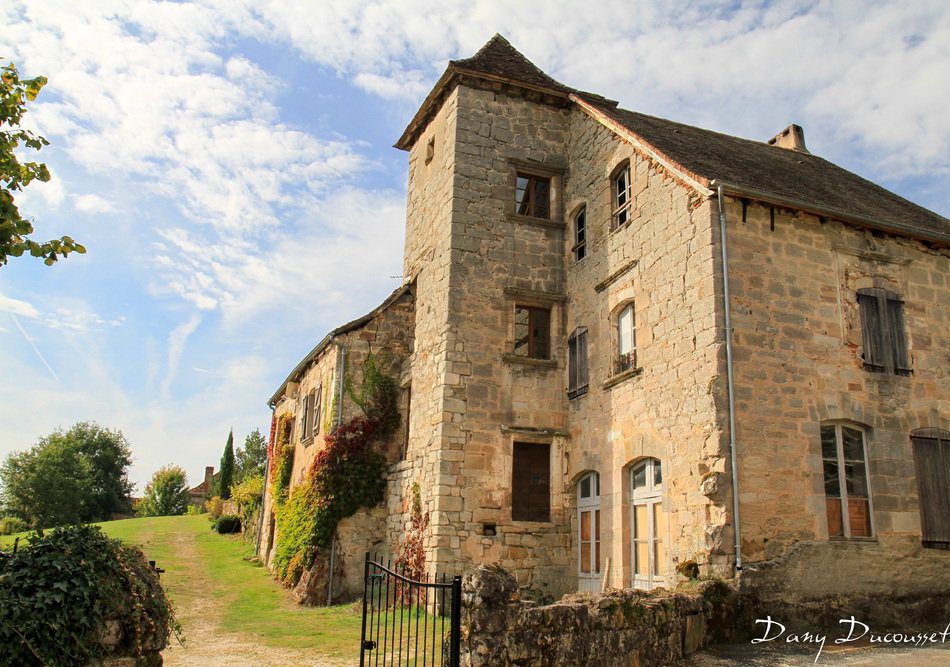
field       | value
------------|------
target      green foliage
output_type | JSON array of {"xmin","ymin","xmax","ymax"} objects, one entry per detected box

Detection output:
[
  {"xmin": 235, "ymin": 428, "xmax": 267, "ymax": 484},
  {"xmin": 219, "ymin": 430, "xmax": 235, "ymax": 501},
  {"xmin": 231, "ymin": 474, "xmax": 263, "ymax": 510},
  {"xmin": 269, "ymin": 414, "xmax": 295, "ymax": 508},
  {"xmin": 204, "ymin": 496, "xmax": 224, "ymax": 521},
  {"xmin": 0, "ymin": 524, "xmax": 178, "ymax": 665},
  {"xmin": 273, "ymin": 416, "xmax": 389, "ymax": 586},
  {"xmin": 0, "ymin": 516, "xmax": 26, "ymax": 535},
  {"xmin": 0, "ymin": 421, "xmax": 133, "ymax": 528},
  {"xmin": 185, "ymin": 504, "xmax": 204, "ymax": 516},
  {"xmin": 0, "ymin": 60, "xmax": 84, "ymax": 266},
  {"xmin": 346, "ymin": 352, "xmax": 400, "ymax": 440},
  {"xmin": 137, "ymin": 465, "xmax": 190, "ymax": 517},
  {"xmin": 213, "ymin": 515, "xmax": 242, "ymax": 534}
]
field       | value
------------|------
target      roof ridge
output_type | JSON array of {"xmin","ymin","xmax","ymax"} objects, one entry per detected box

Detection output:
[{"xmin": 450, "ymin": 33, "xmax": 574, "ymax": 94}]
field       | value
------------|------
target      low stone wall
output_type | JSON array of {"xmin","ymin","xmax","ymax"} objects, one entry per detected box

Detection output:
[{"xmin": 460, "ymin": 565, "xmax": 745, "ymax": 667}]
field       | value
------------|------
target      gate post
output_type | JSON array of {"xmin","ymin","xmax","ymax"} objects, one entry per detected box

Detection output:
[
  {"xmin": 359, "ymin": 552, "xmax": 370, "ymax": 667},
  {"xmin": 449, "ymin": 574, "xmax": 462, "ymax": 667}
]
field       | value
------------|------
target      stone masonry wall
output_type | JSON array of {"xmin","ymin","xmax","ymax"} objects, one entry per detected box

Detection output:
[
  {"xmin": 425, "ymin": 82, "xmax": 575, "ymax": 595},
  {"xmin": 562, "ymin": 111, "xmax": 730, "ymax": 590},
  {"xmin": 460, "ymin": 564, "xmax": 744, "ymax": 667},
  {"xmin": 723, "ymin": 196, "xmax": 950, "ymax": 602}
]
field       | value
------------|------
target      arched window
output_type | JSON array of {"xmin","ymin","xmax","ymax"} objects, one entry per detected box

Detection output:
[
  {"xmin": 630, "ymin": 458, "xmax": 665, "ymax": 588},
  {"xmin": 577, "ymin": 471, "xmax": 601, "ymax": 591},
  {"xmin": 820, "ymin": 423, "xmax": 873, "ymax": 538},
  {"xmin": 611, "ymin": 162, "xmax": 632, "ymax": 230}
]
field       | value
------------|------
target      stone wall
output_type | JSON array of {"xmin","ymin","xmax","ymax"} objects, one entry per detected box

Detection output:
[
  {"xmin": 460, "ymin": 564, "xmax": 744, "ymax": 667},
  {"xmin": 561, "ymin": 110, "xmax": 729, "ymax": 590},
  {"xmin": 724, "ymin": 196, "xmax": 950, "ymax": 600}
]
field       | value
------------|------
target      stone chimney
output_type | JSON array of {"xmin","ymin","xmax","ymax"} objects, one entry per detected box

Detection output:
[
  {"xmin": 767, "ymin": 124, "xmax": 809, "ymax": 153},
  {"xmin": 204, "ymin": 466, "xmax": 214, "ymax": 486}
]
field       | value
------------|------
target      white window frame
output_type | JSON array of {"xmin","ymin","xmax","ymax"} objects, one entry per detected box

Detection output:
[
  {"xmin": 612, "ymin": 164, "xmax": 632, "ymax": 230},
  {"xmin": 577, "ymin": 471, "xmax": 601, "ymax": 592},
  {"xmin": 616, "ymin": 302, "xmax": 636, "ymax": 374},
  {"xmin": 630, "ymin": 458, "xmax": 665, "ymax": 589},
  {"xmin": 821, "ymin": 423, "xmax": 874, "ymax": 539}
]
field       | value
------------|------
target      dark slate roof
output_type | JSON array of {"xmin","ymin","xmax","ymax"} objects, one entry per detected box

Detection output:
[
  {"xmin": 400, "ymin": 34, "xmax": 949, "ymax": 240},
  {"xmin": 582, "ymin": 97, "xmax": 950, "ymax": 238},
  {"xmin": 450, "ymin": 34, "xmax": 575, "ymax": 96}
]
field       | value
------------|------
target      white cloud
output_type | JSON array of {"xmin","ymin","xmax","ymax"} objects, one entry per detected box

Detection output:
[
  {"xmin": 0, "ymin": 291, "xmax": 40, "ymax": 318},
  {"xmin": 162, "ymin": 314, "xmax": 202, "ymax": 396},
  {"xmin": 73, "ymin": 194, "xmax": 114, "ymax": 213}
]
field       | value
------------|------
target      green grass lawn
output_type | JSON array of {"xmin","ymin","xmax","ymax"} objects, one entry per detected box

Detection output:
[{"xmin": 2, "ymin": 515, "xmax": 362, "ymax": 659}]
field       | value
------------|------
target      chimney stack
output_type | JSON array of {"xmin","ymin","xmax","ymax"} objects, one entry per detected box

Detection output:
[
  {"xmin": 768, "ymin": 124, "xmax": 809, "ymax": 153},
  {"xmin": 205, "ymin": 466, "xmax": 214, "ymax": 486}
]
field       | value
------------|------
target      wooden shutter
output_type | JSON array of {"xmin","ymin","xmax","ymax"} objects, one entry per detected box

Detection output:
[
  {"xmin": 884, "ymin": 293, "xmax": 911, "ymax": 375},
  {"xmin": 911, "ymin": 429, "xmax": 950, "ymax": 548},
  {"xmin": 578, "ymin": 328, "xmax": 589, "ymax": 395},
  {"xmin": 311, "ymin": 388, "xmax": 321, "ymax": 438},
  {"xmin": 512, "ymin": 442, "xmax": 550, "ymax": 522},
  {"xmin": 857, "ymin": 289, "xmax": 885, "ymax": 372},
  {"xmin": 568, "ymin": 327, "xmax": 588, "ymax": 399}
]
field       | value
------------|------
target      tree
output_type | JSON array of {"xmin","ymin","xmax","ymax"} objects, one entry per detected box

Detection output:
[
  {"xmin": 1, "ymin": 61, "xmax": 84, "ymax": 266},
  {"xmin": 137, "ymin": 465, "xmax": 189, "ymax": 517},
  {"xmin": 234, "ymin": 428, "xmax": 266, "ymax": 483},
  {"xmin": 0, "ymin": 421, "xmax": 133, "ymax": 528},
  {"xmin": 219, "ymin": 430, "xmax": 234, "ymax": 500}
]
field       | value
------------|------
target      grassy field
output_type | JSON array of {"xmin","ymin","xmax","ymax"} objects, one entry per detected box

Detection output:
[{"xmin": 1, "ymin": 515, "xmax": 362, "ymax": 660}]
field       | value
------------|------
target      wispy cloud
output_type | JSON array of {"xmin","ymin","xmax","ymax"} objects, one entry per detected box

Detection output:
[{"xmin": 162, "ymin": 314, "xmax": 202, "ymax": 397}]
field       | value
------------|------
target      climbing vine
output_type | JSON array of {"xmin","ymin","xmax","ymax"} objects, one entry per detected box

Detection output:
[
  {"xmin": 269, "ymin": 413, "xmax": 294, "ymax": 508},
  {"xmin": 272, "ymin": 353, "xmax": 399, "ymax": 586},
  {"xmin": 394, "ymin": 482, "xmax": 429, "ymax": 604}
]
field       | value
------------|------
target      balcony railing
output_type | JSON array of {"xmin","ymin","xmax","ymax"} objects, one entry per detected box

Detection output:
[{"xmin": 615, "ymin": 351, "xmax": 636, "ymax": 375}]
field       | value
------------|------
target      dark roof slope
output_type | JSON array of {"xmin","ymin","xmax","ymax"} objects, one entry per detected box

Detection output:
[
  {"xmin": 450, "ymin": 34, "xmax": 575, "ymax": 96},
  {"xmin": 583, "ymin": 98, "xmax": 950, "ymax": 237}
]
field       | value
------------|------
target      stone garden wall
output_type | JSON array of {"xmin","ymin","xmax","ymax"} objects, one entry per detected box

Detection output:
[{"xmin": 460, "ymin": 564, "xmax": 745, "ymax": 667}]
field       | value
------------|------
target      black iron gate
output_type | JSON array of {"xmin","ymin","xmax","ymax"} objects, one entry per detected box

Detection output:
[{"xmin": 359, "ymin": 553, "xmax": 461, "ymax": 667}]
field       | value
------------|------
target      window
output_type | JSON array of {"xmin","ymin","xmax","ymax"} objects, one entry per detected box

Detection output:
[
  {"xmin": 516, "ymin": 173, "xmax": 550, "ymax": 219},
  {"xmin": 512, "ymin": 442, "xmax": 550, "ymax": 522},
  {"xmin": 311, "ymin": 386, "xmax": 322, "ymax": 440},
  {"xmin": 821, "ymin": 423, "xmax": 873, "ymax": 538},
  {"xmin": 857, "ymin": 288, "xmax": 910, "ymax": 376},
  {"xmin": 514, "ymin": 306, "xmax": 551, "ymax": 359},
  {"xmin": 612, "ymin": 163, "xmax": 632, "ymax": 229},
  {"xmin": 573, "ymin": 207, "xmax": 587, "ymax": 261},
  {"xmin": 568, "ymin": 327, "xmax": 589, "ymax": 399},
  {"xmin": 300, "ymin": 391, "xmax": 312, "ymax": 442},
  {"xmin": 616, "ymin": 303, "xmax": 636, "ymax": 374},
  {"xmin": 577, "ymin": 471, "xmax": 601, "ymax": 592},
  {"xmin": 910, "ymin": 428, "xmax": 950, "ymax": 549},
  {"xmin": 630, "ymin": 458, "xmax": 665, "ymax": 588}
]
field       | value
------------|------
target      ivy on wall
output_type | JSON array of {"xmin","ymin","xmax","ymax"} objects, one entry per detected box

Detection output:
[{"xmin": 272, "ymin": 353, "xmax": 399, "ymax": 586}]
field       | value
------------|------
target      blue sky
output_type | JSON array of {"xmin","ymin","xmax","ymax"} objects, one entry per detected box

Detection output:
[{"xmin": 2, "ymin": 0, "xmax": 949, "ymax": 492}]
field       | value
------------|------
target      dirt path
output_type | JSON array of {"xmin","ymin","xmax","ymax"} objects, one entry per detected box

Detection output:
[{"xmin": 159, "ymin": 528, "xmax": 350, "ymax": 667}]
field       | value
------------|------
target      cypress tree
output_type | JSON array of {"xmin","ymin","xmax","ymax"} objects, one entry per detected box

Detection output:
[{"xmin": 219, "ymin": 430, "xmax": 234, "ymax": 500}]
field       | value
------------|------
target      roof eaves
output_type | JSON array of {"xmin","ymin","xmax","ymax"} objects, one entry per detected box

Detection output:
[
  {"xmin": 712, "ymin": 180, "xmax": 950, "ymax": 247},
  {"xmin": 571, "ymin": 94, "xmax": 713, "ymax": 196}
]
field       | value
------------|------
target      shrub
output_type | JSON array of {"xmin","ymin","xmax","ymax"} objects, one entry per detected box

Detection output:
[
  {"xmin": 0, "ymin": 516, "xmax": 27, "ymax": 535},
  {"xmin": 205, "ymin": 496, "xmax": 224, "ymax": 521},
  {"xmin": 231, "ymin": 474, "xmax": 264, "ymax": 510},
  {"xmin": 214, "ymin": 515, "xmax": 242, "ymax": 534},
  {"xmin": 0, "ymin": 524, "xmax": 179, "ymax": 665}
]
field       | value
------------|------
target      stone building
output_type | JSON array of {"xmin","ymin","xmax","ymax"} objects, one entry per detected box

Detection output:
[{"xmin": 262, "ymin": 35, "xmax": 950, "ymax": 613}]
